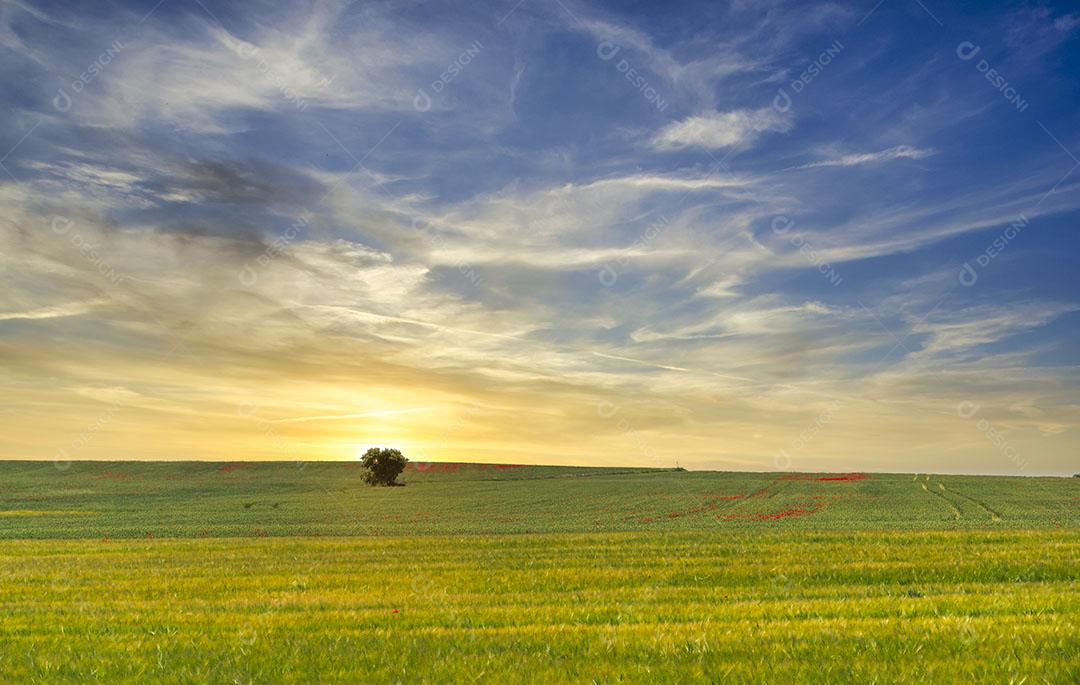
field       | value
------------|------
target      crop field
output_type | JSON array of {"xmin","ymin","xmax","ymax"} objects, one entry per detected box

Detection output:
[
  {"xmin": 0, "ymin": 462, "xmax": 1078, "ymax": 683},
  {"xmin": 0, "ymin": 461, "xmax": 1076, "ymax": 537}
]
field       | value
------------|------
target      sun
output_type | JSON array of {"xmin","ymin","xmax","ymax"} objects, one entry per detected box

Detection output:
[{"xmin": 354, "ymin": 444, "xmax": 407, "ymax": 460}]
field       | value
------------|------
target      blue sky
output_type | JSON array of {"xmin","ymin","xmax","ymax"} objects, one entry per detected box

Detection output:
[{"xmin": 1, "ymin": 0, "xmax": 1078, "ymax": 474}]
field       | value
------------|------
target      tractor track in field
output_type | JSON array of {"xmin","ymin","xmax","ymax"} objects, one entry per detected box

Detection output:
[
  {"xmin": 920, "ymin": 482, "xmax": 962, "ymax": 520},
  {"xmin": 763, "ymin": 479, "xmax": 790, "ymax": 499},
  {"xmin": 938, "ymin": 482, "xmax": 1003, "ymax": 522}
]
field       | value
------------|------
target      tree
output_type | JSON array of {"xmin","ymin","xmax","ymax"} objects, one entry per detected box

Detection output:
[{"xmin": 360, "ymin": 447, "xmax": 408, "ymax": 486}]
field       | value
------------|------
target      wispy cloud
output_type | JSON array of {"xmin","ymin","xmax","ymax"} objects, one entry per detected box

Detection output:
[
  {"xmin": 788, "ymin": 145, "xmax": 936, "ymax": 170},
  {"xmin": 651, "ymin": 108, "xmax": 793, "ymax": 150},
  {"xmin": 272, "ymin": 408, "xmax": 434, "ymax": 424},
  {"xmin": 0, "ymin": 301, "xmax": 103, "ymax": 321}
]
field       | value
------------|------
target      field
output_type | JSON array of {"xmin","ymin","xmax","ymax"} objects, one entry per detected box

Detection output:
[
  {"xmin": 1, "ymin": 462, "xmax": 1078, "ymax": 683},
  {"xmin": 1, "ymin": 461, "xmax": 1076, "ymax": 537}
]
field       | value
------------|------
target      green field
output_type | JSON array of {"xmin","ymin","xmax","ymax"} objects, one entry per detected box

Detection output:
[
  {"xmin": 1, "ymin": 461, "xmax": 1076, "ymax": 537},
  {"xmin": 1, "ymin": 462, "xmax": 1078, "ymax": 683}
]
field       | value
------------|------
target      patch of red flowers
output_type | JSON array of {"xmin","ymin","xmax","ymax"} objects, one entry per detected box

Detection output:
[
  {"xmin": 409, "ymin": 462, "xmax": 462, "ymax": 472},
  {"xmin": 408, "ymin": 462, "xmax": 527, "ymax": 472},
  {"xmin": 817, "ymin": 473, "xmax": 868, "ymax": 481},
  {"xmin": 627, "ymin": 493, "xmax": 745, "ymax": 523},
  {"xmin": 219, "ymin": 463, "xmax": 254, "ymax": 473},
  {"xmin": 776, "ymin": 472, "xmax": 869, "ymax": 482},
  {"xmin": 721, "ymin": 500, "xmax": 828, "ymax": 522}
]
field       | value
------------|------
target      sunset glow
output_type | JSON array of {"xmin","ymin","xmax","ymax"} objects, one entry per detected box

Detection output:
[{"xmin": 1, "ymin": 0, "xmax": 1078, "ymax": 475}]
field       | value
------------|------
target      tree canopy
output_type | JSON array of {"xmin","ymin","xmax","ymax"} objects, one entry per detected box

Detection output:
[{"xmin": 360, "ymin": 447, "xmax": 407, "ymax": 486}]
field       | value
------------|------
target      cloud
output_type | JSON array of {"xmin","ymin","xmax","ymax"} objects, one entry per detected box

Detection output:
[
  {"xmin": 0, "ymin": 300, "xmax": 103, "ymax": 321},
  {"xmin": 1004, "ymin": 6, "xmax": 1080, "ymax": 60},
  {"xmin": 910, "ymin": 301, "xmax": 1078, "ymax": 359},
  {"xmin": 3, "ymin": 0, "xmax": 454, "ymax": 135},
  {"xmin": 271, "ymin": 408, "xmax": 434, "ymax": 424},
  {"xmin": 650, "ymin": 108, "xmax": 792, "ymax": 150},
  {"xmin": 578, "ymin": 16, "xmax": 760, "ymax": 99},
  {"xmin": 789, "ymin": 146, "xmax": 936, "ymax": 170}
]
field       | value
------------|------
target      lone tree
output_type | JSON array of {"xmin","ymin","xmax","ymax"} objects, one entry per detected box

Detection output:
[{"xmin": 360, "ymin": 447, "xmax": 408, "ymax": 486}]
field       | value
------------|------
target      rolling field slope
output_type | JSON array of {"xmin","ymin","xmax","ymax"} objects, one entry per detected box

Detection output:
[
  {"xmin": 0, "ymin": 462, "xmax": 1077, "ymax": 683},
  {"xmin": 0, "ymin": 461, "xmax": 1076, "ymax": 537}
]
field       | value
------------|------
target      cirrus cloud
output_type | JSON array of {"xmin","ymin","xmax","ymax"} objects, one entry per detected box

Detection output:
[
  {"xmin": 788, "ymin": 145, "xmax": 936, "ymax": 170},
  {"xmin": 650, "ymin": 108, "xmax": 793, "ymax": 151}
]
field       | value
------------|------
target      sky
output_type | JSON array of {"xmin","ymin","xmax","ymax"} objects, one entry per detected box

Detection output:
[{"xmin": 1, "ymin": 0, "xmax": 1078, "ymax": 475}]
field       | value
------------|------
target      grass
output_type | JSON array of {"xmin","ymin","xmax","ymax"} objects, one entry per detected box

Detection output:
[
  {"xmin": 0, "ymin": 461, "xmax": 1076, "ymax": 537},
  {"xmin": 2, "ymin": 532, "xmax": 1077, "ymax": 683},
  {"xmin": 0, "ymin": 462, "xmax": 1077, "ymax": 683}
]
